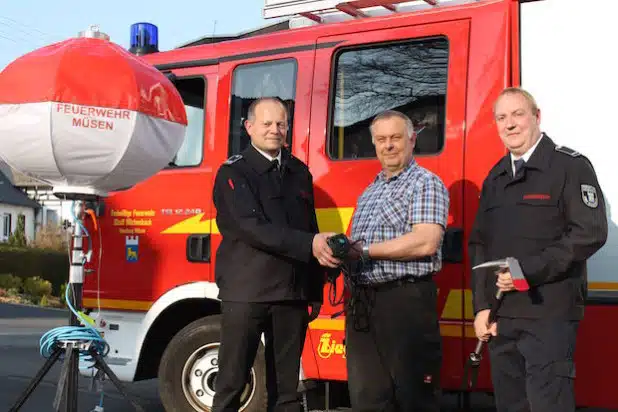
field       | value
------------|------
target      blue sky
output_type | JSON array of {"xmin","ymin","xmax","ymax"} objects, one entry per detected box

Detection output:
[{"xmin": 0, "ymin": 0, "xmax": 272, "ymax": 70}]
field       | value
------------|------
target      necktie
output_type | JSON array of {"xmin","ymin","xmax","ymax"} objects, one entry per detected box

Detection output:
[
  {"xmin": 514, "ymin": 159, "xmax": 525, "ymax": 178},
  {"xmin": 271, "ymin": 159, "xmax": 282, "ymax": 183}
]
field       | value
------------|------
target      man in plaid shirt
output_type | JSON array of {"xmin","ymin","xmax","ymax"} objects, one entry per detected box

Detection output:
[{"xmin": 345, "ymin": 110, "xmax": 449, "ymax": 412}]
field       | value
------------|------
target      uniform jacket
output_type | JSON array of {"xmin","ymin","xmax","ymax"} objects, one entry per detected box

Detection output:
[
  {"xmin": 212, "ymin": 144, "xmax": 325, "ymax": 304},
  {"xmin": 469, "ymin": 134, "xmax": 608, "ymax": 320}
]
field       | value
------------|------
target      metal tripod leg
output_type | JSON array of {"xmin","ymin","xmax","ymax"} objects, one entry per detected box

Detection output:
[
  {"xmin": 67, "ymin": 344, "xmax": 79, "ymax": 412},
  {"xmin": 9, "ymin": 347, "xmax": 63, "ymax": 412},
  {"xmin": 53, "ymin": 344, "xmax": 78, "ymax": 412},
  {"xmin": 89, "ymin": 347, "xmax": 145, "ymax": 412}
]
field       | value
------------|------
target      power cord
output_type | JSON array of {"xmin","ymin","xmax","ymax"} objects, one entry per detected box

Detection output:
[
  {"xmin": 38, "ymin": 281, "xmax": 110, "ymax": 411},
  {"xmin": 39, "ymin": 285, "xmax": 109, "ymax": 362},
  {"xmin": 325, "ymin": 234, "xmax": 366, "ymax": 317},
  {"xmin": 326, "ymin": 235, "xmax": 411, "ymax": 402},
  {"xmin": 45, "ymin": 202, "xmax": 109, "ymax": 411}
]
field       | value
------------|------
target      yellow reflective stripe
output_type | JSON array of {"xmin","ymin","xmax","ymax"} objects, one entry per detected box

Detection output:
[
  {"xmin": 310, "ymin": 318, "xmax": 345, "ymax": 331},
  {"xmin": 83, "ymin": 298, "xmax": 152, "ymax": 311},
  {"xmin": 589, "ymin": 282, "xmax": 618, "ymax": 291},
  {"xmin": 441, "ymin": 289, "xmax": 475, "ymax": 320},
  {"xmin": 161, "ymin": 213, "xmax": 215, "ymax": 234},
  {"xmin": 316, "ymin": 207, "xmax": 355, "ymax": 234},
  {"xmin": 441, "ymin": 289, "xmax": 461, "ymax": 319},
  {"xmin": 160, "ymin": 207, "xmax": 355, "ymax": 235}
]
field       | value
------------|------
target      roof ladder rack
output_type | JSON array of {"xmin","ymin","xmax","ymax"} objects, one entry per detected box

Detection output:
[{"xmin": 263, "ymin": 0, "xmax": 441, "ymax": 21}]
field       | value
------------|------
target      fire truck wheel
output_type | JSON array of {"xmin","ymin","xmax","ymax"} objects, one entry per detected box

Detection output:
[{"xmin": 158, "ymin": 315, "xmax": 268, "ymax": 412}]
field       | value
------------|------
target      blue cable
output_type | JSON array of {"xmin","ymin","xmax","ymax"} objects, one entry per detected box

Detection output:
[
  {"xmin": 39, "ymin": 285, "xmax": 109, "ymax": 365},
  {"xmin": 40, "ymin": 209, "xmax": 108, "ymax": 410},
  {"xmin": 70, "ymin": 200, "xmax": 91, "ymax": 239}
]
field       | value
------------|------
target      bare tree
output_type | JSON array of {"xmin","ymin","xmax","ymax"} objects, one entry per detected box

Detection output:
[{"xmin": 333, "ymin": 39, "xmax": 449, "ymax": 127}]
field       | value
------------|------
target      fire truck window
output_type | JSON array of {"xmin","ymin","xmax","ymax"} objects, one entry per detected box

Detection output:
[
  {"xmin": 168, "ymin": 77, "xmax": 206, "ymax": 168},
  {"xmin": 328, "ymin": 37, "xmax": 448, "ymax": 160},
  {"xmin": 228, "ymin": 59, "xmax": 297, "ymax": 156}
]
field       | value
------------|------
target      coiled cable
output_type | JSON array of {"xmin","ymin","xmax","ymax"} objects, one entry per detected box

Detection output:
[
  {"xmin": 39, "ymin": 284, "xmax": 109, "ymax": 365},
  {"xmin": 40, "ymin": 201, "xmax": 107, "ymax": 365}
]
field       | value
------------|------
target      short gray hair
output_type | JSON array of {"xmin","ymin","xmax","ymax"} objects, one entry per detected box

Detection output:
[
  {"xmin": 369, "ymin": 110, "xmax": 415, "ymax": 142},
  {"xmin": 493, "ymin": 87, "xmax": 539, "ymax": 115},
  {"xmin": 247, "ymin": 97, "xmax": 288, "ymax": 121}
]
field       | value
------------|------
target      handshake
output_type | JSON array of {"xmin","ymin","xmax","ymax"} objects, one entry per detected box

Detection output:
[{"xmin": 312, "ymin": 232, "xmax": 361, "ymax": 268}]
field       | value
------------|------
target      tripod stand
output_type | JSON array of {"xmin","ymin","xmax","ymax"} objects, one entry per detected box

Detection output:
[{"xmin": 9, "ymin": 200, "xmax": 144, "ymax": 412}]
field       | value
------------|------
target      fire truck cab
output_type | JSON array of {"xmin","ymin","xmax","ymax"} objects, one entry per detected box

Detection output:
[{"xmin": 82, "ymin": 0, "xmax": 618, "ymax": 410}]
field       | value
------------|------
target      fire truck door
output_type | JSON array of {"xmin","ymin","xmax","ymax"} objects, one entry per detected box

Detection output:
[
  {"xmin": 215, "ymin": 46, "xmax": 316, "ymax": 163},
  {"xmin": 96, "ymin": 65, "xmax": 217, "ymax": 309},
  {"xmin": 213, "ymin": 44, "xmax": 319, "ymax": 368},
  {"xmin": 307, "ymin": 19, "xmax": 470, "ymax": 386},
  {"xmin": 212, "ymin": 44, "xmax": 317, "ymax": 267}
]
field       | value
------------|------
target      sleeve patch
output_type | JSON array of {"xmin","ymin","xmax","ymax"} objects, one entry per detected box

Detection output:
[
  {"xmin": 581, "ymin": 184, "xmax": 599, "ymax": 208},
  {"xmin": 224, "ymin": 154, "xmax": 243, "ymax": 165},
  {"xmin": 555, "ymin": 145, "xmax": 581, "ymax": 157}
]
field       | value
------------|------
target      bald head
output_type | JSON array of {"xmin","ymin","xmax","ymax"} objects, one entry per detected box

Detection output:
[{"xmin": 244, "ymin": 97, "xmax": 289, "ymax": 157}]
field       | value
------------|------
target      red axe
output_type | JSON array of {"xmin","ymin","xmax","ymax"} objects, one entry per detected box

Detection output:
[
  {"xmin": 474, "ymin": 256, "xmax": 530, "ymax": 292},
  {"xmin": 461, "ymin": 257, "xmax": 530, "ymax": 390}
]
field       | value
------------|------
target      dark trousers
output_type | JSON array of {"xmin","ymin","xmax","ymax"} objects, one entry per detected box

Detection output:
[
  {"xmin": 212, "ymin": 301, "xmax": 308, "ymax": 412},
  {"xmin": 488, "ymin": 317, "xmax": 579, "ymax": 412},
  {"xmin": 345, "ymin": 278, "xmax": 442, "ymax": 412}
]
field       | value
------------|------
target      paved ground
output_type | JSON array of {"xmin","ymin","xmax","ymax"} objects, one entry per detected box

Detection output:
[
  {"xmin": 0, "ymin": 302, "xmax": 498, "ymax": 411},
  {"xmin": 0, "ymin": 303, "xmax": 164, "ymax": 412},
  {"xmin": 0, "ymin": 302, "xmax": 608, "ymax": 412}
]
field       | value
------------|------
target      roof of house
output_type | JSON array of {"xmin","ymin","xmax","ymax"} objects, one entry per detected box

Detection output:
[
  {"xmin": 0, "ymin": 171, "xmax": 41, "ymax": 209},
  {"xmin": 0, "ymin": 161, "xmax": 14, "ymax": 184},
  {"xmin": 10, "ymin": 169, "xmax": 51, "ymax": 188}
]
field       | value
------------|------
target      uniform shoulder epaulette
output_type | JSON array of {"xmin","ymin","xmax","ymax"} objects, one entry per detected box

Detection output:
[
  {"xmin": 555, "ymin": 145, "xmax": 581, "ymax": 157},
  {"xmin": 224, "ymin": 154, "xmax": 243, "ymax": 165}
]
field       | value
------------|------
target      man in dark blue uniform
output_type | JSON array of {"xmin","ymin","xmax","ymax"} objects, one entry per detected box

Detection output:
[
  {"xmin": 469, "ymin": 87, "xmax": 608, "ymax": 412},
  {"xmin": 211, "ymin": 97, "xmax": 340, "ymax": 412}
]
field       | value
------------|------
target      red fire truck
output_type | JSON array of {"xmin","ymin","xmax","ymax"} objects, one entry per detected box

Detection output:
[{"xmin": 81, "ymin": 0, "xmax": 618, "ymax": 410}]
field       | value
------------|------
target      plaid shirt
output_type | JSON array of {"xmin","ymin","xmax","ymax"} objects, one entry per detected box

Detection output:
[{"xmin": 350, "ymin": 159, "xmax": 449, "ymax": 285}]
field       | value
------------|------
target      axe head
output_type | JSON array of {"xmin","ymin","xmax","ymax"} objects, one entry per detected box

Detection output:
[
  {"xmin": 472, "ymin": 257, "xmax": 530, "ymax": 292},
  {"xmin": 505, "ymin": 257, "xmax": 530, "ymax": 291}
]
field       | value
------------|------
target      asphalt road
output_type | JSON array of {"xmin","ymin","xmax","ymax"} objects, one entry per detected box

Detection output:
[
  {"xmin": 0, "ymin": 302, "xmax": 503, "ymax": 411},
  {"xmin": 0, "ymin": 303, "xmax": 165, "ymax": 412}
]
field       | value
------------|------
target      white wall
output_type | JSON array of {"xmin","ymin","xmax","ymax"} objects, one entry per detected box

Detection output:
[
  {"xmin": 0, "ymin": 204, "xmax": 36, "ymax": 243},
  {"xmin": 521, "ymin": 0, "xmax": 618, "ymax": 283},
  {"xmin": 23, "ymin": 187, "xmax": 73, "ymax": 225}
]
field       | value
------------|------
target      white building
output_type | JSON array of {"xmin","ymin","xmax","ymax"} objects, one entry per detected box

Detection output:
[
  {"xmin": 10, "ymin": 168, "xmax": 72, "ymax": 231},
  {"xmin": 0, "ymin": 168, "xmax": 40, "ymax": 243}
]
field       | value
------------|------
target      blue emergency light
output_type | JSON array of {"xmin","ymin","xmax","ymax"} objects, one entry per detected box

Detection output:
[{"xmin": 129, "ymin": 22, "xmax": 159, "ymax": 56}]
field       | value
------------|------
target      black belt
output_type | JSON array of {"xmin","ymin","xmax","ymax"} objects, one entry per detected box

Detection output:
[{"xmin": 358, "ymin": 273, "xmax": 435, "ymax": 291}]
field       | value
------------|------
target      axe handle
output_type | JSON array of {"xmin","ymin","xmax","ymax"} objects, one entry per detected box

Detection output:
[
  {"xmin": 473, "ymin": 289, "xmax": 504, "ymax": 356},
  {"xmin": 488, "ymin": 290, "xmax": 503, "ymax": 324}
]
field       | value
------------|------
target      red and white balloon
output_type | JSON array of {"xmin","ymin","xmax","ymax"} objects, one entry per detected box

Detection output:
[{"xmin": 0, "ymin": 26, "xmax": 187, "ymax": 198}]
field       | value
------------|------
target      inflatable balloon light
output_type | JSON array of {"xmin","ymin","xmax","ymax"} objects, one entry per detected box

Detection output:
[{"xmin": 0, "ymin": 25, "xmax": 187, "ymax": 199}]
